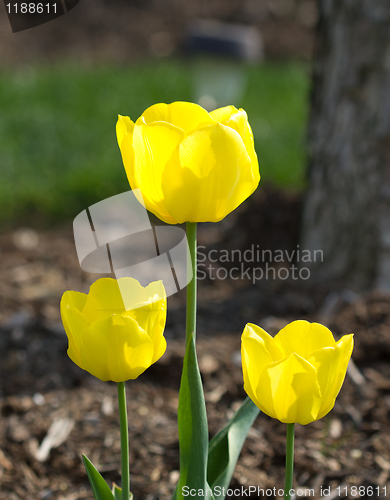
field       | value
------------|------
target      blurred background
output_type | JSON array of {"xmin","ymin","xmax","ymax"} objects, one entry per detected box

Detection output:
[
  {"xmin": 0, "ymin": 0, "xmax": 314, "ymax": 227},
  {"xmin": 1, "ymin": 1, "xmax": 390, "ymax": 499}
]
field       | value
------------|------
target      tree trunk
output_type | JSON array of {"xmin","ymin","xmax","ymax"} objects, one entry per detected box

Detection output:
[{"xmin": 300, "ymin": 0, "xmax": 390, "ymax": 290}]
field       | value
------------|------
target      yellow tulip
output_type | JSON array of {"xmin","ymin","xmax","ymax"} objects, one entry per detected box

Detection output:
[
  {"xmin": 60, "ymin": 277, "xmax": 167, "ymax": 382},
  {"xmin": 241, "ymin": 320, "xmax": 353, "ymax": 425},
  {"xmin": 116, "ymin": 101, "xmax": 260, "ymax": 224}
]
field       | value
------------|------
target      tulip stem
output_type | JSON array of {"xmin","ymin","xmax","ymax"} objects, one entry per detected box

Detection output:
[
  {"xmin": 117, "ymin": 382, "xmax": 130, "ymax": 500},
  {"xmin": 186, "ymin": 222, "xmax": 197, "ymax": 344},
  {"xmin": 284, "ymin": 423, "xmax": 295, "ymax": 500}
]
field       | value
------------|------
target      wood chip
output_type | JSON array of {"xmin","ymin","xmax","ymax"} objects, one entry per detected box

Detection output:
[
  {"xmin": 205, "ymin": 385, "xmax": 227, "ymax": 403},
  {"xmin": 35, "ymin": 418, "xmax": 75, "ymax": 462},
  {"xmin": 364, "ymin": 368, "xmax": 390, "ymax": 390},
  {"xmin": 20, "ymin": 461, "xmax": 40, "ymax": 493},
  {"xmin": 101, "ymin": 396, "xmax": 114, "ymax": 416},
  {"xmin": 329, "ymin": 419, "xmax": 342, "ymax": 439},
  {"xmin": 0, "ymin": 449, "xmax": 12, "ymax": 470},
  {"xmin": 7, "ymin": 416, "xmax": 31, "ymax": 442},
  {"xmin": 375, "ymin": 454, "xmax": 390, "ymax": 471},
  {"xmin": 169, "ymin": 470, "xmax": 180, "ymax": 484},
  {"xmin": 347, "ymin": 358, "xmax": 366, "ymax": 386},
  {"xmin": 199, "ymin": 354, "xmax": 220, "ymax": 374},
  {"xmin": 345, "ymin": 405, "xmax": 362, "ymax": 427}
]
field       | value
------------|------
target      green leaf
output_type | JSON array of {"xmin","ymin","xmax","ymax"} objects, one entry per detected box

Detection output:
[
  {"xmin": 207, "ymin": 397, "xmax": 260, "ymax": 499},
  {"xmin": 111, "ymin": 482, "xmax": 133, "ymax": 500},
  {"xmin": 82, "ymin": 455, "xmax": 115, "ymax": 500},
  {"xmin": 176, "ymin": 332, "xmax": 213, "ymax": 500},
  {"xmin": 112, "ymin": 484, "xmax": 122, "ymax": 500}
]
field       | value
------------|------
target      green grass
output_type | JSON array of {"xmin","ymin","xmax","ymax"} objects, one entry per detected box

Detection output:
[
  {"xmin": 0, "ymin": 59, "xmax": 310, "ymax": 227},
  {"xmin": 243, "ymin": 63, "xmax": 310, "ymax": 188}
]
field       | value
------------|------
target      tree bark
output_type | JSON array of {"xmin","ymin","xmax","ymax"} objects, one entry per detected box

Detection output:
[{"xmin": 300, "ymin": 0, "xmax": 390, "ymax": 290}]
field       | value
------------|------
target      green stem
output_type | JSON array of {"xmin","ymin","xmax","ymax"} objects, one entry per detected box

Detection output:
[
  {"xmin": 284, "ymin": 423, "xmax": 295, "ymax": 500},
  {"xmin": 186, "ymin": 222, "xmax": 197, "ymax": 345},
  {"xmin": 117, "ymin": 381, "xmax": 130, "ymax": 500}
]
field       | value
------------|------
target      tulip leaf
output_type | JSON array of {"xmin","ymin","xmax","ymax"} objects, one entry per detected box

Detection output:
[
  {"xmin": 82, "ymin": 455, "xmax": 115, "ymax": 500},
  {"xmin": 176, "ymin": 332, "xmax": 213, "ymax": 500},
  {"xmin": 112, "ymin": 484, "xmax": 122, "ymax": 500},
  {"xmin": 207, "ymin": 397, "xmax": 260, "ymax": 499},
  {"xmin": 111, "ymin": 483, "xmax": 133, "ymax": 500}
]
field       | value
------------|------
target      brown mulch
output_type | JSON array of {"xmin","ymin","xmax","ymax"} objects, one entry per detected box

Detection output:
[
  {"xmin": 1, "ymin": 293, "xmax": 390, "ymax": 500},
  {"xmin": 1, "ymin": 193, "xmax": 390, "ymax": 499}
]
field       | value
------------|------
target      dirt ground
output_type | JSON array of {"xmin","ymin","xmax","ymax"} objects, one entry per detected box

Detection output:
[{"xmin": 1, "ymin": 190, "xmax": 390, "ymax": 500}]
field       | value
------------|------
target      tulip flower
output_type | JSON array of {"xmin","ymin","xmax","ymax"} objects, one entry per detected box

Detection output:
[
  {"xmin": 116, "ymin": 101, "xmax": 260, "ymax": 224},
  {"xmin": 241, "ymin": 320, "xmax": 353, "ymax": 425},
  {"xmin": 60, "ymin": 277, "xmax": 167, "ymax": 383}
]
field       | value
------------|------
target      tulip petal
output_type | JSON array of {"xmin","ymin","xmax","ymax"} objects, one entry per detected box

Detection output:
[
  {"xmin": 60, "ymin": 291, "xmax": 90, "ymax": 370},
  {"xmin": 243, "ymin": 323, "xmax": 285, "ymax": 362},
  {"xmin": 209, "ymin": 105, "xmax": 238, "ymax": 123},
  {"xmin": 118, "ymin": 277, "xmax": 165, "ymax": 312},
  {"xmin": 241, "ymin": 354, "xmax": 258, "ymax": 408},
  {"xmin": 80, "ymin": 315, "xmax": 155, "ymax": 382},
  {"xmin": 61, "ymin": 290, "xmax": 88, "ymax": 312},
  {"xmin": 116, "ymin": 116, "xmax": 136, "ymax": 191},
  {"xmin": 122, "ymin": 280, "xmax": 167, "ymax": 363},
  {"xmin": 258, "ymin": 353, "xmax": 322, "ymax": 424},
  {"xmin": 131, "ymin": 120, "xmax": 185, "ymax": 223},
  {"xmin": 116, "ymin": 115, "xmax": 134, "ymax": 147},
  {"xmin": 211, "ymin": 106, "xmax": 259, "ymax": 183},
  {"xmin": 310, "ymin": 334, "xmax": 354, "ymax": 420},
  {"xmin": 140, "ymin": 101, "xmax": 214, "ymax": 134},
  {"xmin": 274, "ymin": 320, "xmax": 336, "ymax": 359},
  {"xmin": 241, "ymin": 325, "xmax": 274, "ymax": 408},
  {"xmin": 128, "ymin": 299, "xmax": 166, "ymax": 363},
  {"xmin": 161, "ymin": 123, "xmax": 256, "ymax": 223},
  {"xmin": 82, "ymin": 278, "xmax": 126, "ymax": 322}
]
